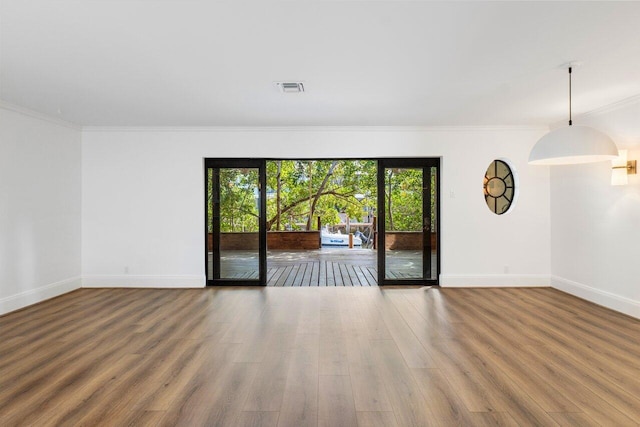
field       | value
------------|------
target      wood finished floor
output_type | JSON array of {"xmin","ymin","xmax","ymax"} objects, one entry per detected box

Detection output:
[{"xmin": 1, "ymin": 287, "xmax": 639, "ymax": 426}]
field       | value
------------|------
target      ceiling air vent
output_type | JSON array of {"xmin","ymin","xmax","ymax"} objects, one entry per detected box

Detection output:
[{"xmin": 275, "ymin": 82, "xmax": 305, "ymax": 93}]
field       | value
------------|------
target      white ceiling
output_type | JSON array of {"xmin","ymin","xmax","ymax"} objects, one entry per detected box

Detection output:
[{"xmin": 2, "ymin": 1, "xmax": 640, "ymax": 127}]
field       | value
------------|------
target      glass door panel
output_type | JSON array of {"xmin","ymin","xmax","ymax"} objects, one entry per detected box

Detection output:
[
  {"xmin": 377, "ymin": 159, "xmax": 439, "ymax": 285},
  {"xmin": 429, "ymin": 166, "xmax": 438, "ymax": 281},
  {"xmin": 205, "ymin": 159, "xmax": 266, "ymax": 285}
]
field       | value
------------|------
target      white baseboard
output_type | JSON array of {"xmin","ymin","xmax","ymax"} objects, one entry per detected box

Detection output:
[
  {"xmin": 440, "ymin": 274, "xmax": 550, "ymax": 288},
  {"xmin": 551, "ymin": 275, "xmax": 640, "ymax": 320},
  {"xmin": 0, "ymin": 276, "xmax": 82, "ymax": 316},
  {"xmin": 82, "ymin": 275, "xmax": 205, "ymax": 288}
]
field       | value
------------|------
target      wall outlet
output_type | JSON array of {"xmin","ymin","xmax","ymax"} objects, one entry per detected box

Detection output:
[
  {"xmin": 504, "ymin": 265, "xmax": 509, "ymax": 274},
  {"xmin": 124, "ymin": 266, "xmax": 129, "ymax": 274}
]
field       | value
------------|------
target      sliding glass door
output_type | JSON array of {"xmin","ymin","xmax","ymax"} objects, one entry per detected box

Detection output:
[
  {"xmin": 377, "ymin": 158, "xmax": 439, "ymax": 285},
  {"xmin": 205, "ymin": 157, "xmax": 438, "ymax": 286},
  {"xmin": 205, "ymin": 159, "xmax": 267, "ymax": 285}
]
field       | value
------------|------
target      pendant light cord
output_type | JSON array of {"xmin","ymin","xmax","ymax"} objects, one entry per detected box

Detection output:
[{"xmin": 568, "ymin": 67, "xmax": 572, "ymax": 126}]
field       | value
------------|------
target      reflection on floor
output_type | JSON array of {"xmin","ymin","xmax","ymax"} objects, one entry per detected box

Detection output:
[
  {"xmin": 209, "ymin": 248, "xmax": 437, "ymax": 286},
  {"xmin": 4, "ymin": 287, "xmax": 637, "ymax": 425}
]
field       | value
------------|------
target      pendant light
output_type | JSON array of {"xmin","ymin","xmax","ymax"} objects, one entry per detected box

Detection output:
[{"xmin": 528, "ymin": 66, "xmax": 618, "ymax": 165}]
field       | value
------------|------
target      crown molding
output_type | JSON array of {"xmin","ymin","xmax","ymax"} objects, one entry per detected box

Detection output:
[
  {"xmin": 550, "ymin": 93, "xmax": 640, "ymax": 129},
  {"xmin": 82, "ymin": 125, "xmax": 548, "ymax": 133},
  {"xmin": 0, "ymin": 100, "xmax": 81, "ymax": 130},
  {"xmin": 580, "ymin": 93, "xmax": 640, "ymax": 119},
  {"xmin": 0, "ymin": 99, "xmax": 550, "ymax": 133}
]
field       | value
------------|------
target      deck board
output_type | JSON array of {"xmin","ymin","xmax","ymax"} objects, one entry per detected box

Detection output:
[
  {"xmin": 310, "ymin": 262, "xmax": 320, "ymax": 287},
  {"xmin": 210, "ymin": 249, "xmax": 437, "ymax": 286},
  {"xmin": 318, "ymin": 261, "xmax": 327, "ymax": 287},
  {"xmin": 339, "ymin": 263, "xmax": 351, "ymax": 286},
  {"xmin": 333, "ymin": 262, "xmax": 343, "ymax": 286}
]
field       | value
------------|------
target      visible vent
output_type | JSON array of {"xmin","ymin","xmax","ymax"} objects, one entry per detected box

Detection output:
[{"xmin": 275, "ymin": 82, "xmax": 305, "ymax": 93}]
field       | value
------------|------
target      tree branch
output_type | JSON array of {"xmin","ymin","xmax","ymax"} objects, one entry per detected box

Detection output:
[{"xmin": 267, "ymin": 189, "xmax": 357, "ymax": 229}]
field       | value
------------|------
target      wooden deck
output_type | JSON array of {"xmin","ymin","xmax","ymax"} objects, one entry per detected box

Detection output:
[
  {"xmin": 267, "ymin": 249, "xmax": 379, "ymax": 286},
  {"xmin": 212, "ymin": 248, "xmax": 437, "ymax": 286}
]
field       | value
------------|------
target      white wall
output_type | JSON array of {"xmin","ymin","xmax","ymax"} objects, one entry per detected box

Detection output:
[
  {"xmin": 0, "ymin": 105, "xmax": 82, "ymax": 315},
  {"xmin": 550, "ymin": 99, "xmax": 640, "ymax": 319},
  {"xmin": 6, "ymin": 97, "xmax": 640, "ymax": 316},
  {"xmin": 81, "ymin": 127, "xmax": 551, "ymax": 288}
]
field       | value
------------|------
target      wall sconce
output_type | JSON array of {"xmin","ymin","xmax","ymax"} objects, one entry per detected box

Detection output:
[{"xmin": 611, "ymin": 149, "xmax": 637, "ymax": 186}]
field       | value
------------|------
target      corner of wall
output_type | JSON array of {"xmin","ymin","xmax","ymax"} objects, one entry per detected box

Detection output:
[
  {"xmin": 0, "ymin": 277, "xmax": 82, "ymax": 316},
  {"xmin": 1, "ymin": 103, "xmax": 83, "ymax": 315},
  {"xmin": 551, "ymin": 275, "xmax": 640, "ymax": 320}
]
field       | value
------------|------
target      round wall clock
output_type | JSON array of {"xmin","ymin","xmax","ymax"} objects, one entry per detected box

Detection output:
[{"xmin": 483, "ymin": 160, "xmax": 515, "ymax": 215}]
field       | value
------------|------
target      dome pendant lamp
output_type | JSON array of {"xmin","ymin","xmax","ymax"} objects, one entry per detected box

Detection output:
[{"xmin": 529, "ymin": 66, "xmax": 618, "ymax": 165}]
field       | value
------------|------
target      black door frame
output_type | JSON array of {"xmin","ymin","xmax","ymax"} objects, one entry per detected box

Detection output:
[
  {"xmin": 204, "ymin": 158, "xmax": 267, "ymax": 286},
  {"xmin": 377, "ymin": 158, "xmax": 440, "ymax": 286},
  {"xmin": 204, "ymin": 157, "xmax": 440, "ymax": 286}
]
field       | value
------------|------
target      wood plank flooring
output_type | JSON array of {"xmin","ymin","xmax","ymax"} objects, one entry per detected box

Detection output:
[{"xmin": 1, "ymin": 287, "xmax": 639, "ymax": 426}]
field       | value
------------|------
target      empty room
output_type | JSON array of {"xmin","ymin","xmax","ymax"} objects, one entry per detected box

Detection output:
[{"xmin": 1, "ymin": 1, "xmax": 639, "ymax": 426}]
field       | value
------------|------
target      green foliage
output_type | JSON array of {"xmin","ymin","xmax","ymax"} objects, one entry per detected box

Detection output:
[
  {"xmin": 207, "ymin": 161, "xmax": 437, "ymax": 234},
  {"xmin": 385, "ymin": 168, "xmax": 421, "ymax": 231},
  {"xmin": 383, "ymin": 167, "xmax": 437, "ymax": 232},
  {"xmin": 266, "ymin": 160, "xmax": 377, "ymax": 230},
  {"xmin": 220, "ymin": 168, "xmax": 260, "ymax": 232},
  {"xmin": 430, "ymin": 168, "xmax": 437, "ymax": 232},
  {"xmin": 207, "ymin": 169, "xmax": 213, "ymax": 233},
  {"xmin": 207, "ymin": 168, "xmax": 260, "ymax": 232}
]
